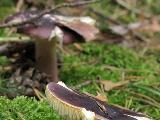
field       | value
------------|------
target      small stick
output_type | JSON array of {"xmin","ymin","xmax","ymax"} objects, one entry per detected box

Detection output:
[
  {"xmin": 73, "ymin": 80, "xmax": 92, "ymax": 89},
  {"xmin": 16, "ymin": 0, "xmax": 24, "ymax": 12},
  {"xmin": 0, "ymin": 37, "xmax": 30, "ymax": 43},
  {"xmin": 33, "ymin": 88, "xmax": 46, "ymax": 100}
]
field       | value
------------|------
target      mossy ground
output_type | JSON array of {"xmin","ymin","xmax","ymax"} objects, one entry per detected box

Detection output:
[
  {"xmin": 0, "ymin": 43, "xmax": 159, "ymax": 120},
  {"xmin": 0, "ymin": 96, "xmax": 63, "ymax": 120},
  {"xmin": 0, "ymin": 0, "xmax": 160, "ymax": 120}
]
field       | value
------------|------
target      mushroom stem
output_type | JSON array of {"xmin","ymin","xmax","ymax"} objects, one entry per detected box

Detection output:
[{"xmin": 35, "ymin": 39, "xmax": 58, "ymax": 82}]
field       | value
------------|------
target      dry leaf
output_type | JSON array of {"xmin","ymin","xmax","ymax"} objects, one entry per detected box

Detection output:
[
  {"xmin": 95, "ymin": 92, "xmax": 108, "ymax": 102},
  {"xmin": 100, "ymin": 80, "xmax": 129, "ymax": 91}
]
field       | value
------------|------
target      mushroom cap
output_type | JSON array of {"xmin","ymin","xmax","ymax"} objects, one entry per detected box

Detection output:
[
  {"xmin": 5, "ymin": 11, "xmax": 59, "ymax": 40},
  {"xmin": 54, "ymin": 15, "xmax": 99, "ymax": 41},
  {"xmin": 5, "ymin": 11, "xmax": 99, "ymax": 43},
  {"xmin": 45, "ymin": 82, "xmax": 152, "ymax": 120}
]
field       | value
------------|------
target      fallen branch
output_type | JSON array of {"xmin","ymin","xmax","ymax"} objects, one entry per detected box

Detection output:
[{"xmin": 0, "ymin": 0, "xmax": 100, "ymax": 28}]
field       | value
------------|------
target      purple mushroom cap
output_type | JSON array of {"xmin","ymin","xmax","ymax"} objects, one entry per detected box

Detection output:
[
  {"xmin": 5, "ymin": 11, "xmax": 98, "ymax": 44},
  {"xmin": 46, "ymin": 82, "xmax": 152, "ymax": 120}
]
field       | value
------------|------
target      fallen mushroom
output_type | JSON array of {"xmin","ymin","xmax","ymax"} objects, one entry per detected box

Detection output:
[
  {"xmin": 5, "ymin": 11, "xmax": 99, "ymax": 82},
  {"xmin": 45, "ymin": 82, "xmax": 152, "ymax": 120}
]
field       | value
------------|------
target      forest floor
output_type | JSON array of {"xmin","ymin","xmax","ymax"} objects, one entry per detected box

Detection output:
[{"xmin": 0, "ymin": 0, "xmax": 160, "ymax": 120}]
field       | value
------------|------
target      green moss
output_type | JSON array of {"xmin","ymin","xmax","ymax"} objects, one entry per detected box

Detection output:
[
  {"xmin": 0, "ymin": 96, "xmax": 62, "ymax": 120},
  {"xmin": 0, "ymin": 7, "xmax": 14, "ymax": 19},
  {"xmin": 0, "ymin": 0, "xmax": 160, "ymax": 119},
  {"xmin": 59, "ymin": 43, "xmax": 159, "ymax": 119},
  {"xmin": 0, "ymin": 42, "xmax": 159, "ymax": 120},
  {"xmin": 0, "ymin": 56, "xmax": 10, "ymax": 66},
  {"xmin": 60, "ymin": 43, "xmax": 159, "ymax": 83},
  {"xmin": 0, "ymin": 0, "xmax": 14, "ymax": 7}
]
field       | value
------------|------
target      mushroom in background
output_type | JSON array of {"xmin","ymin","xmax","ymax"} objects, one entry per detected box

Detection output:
[
  {"xmin": 5, "ymin": 11, "xmax": 99, "ymax": 82},
  {"xmin": 46, "ymin": 82, "xmax": 152, "ymax": 120}
]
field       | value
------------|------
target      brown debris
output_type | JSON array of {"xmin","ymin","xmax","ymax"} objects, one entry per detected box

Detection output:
[{"xmin": 8, "ymin": 67, "xmax": 51, "ymax": 97}]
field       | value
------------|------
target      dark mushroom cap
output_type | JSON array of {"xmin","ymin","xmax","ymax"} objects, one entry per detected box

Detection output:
[
  {"xmin": 46, "ymin": 82, "xmax": 152, "ymax": 120},
  {"xmin": 55, "ymin": 15, "xmax": 99, "ymax": 41},
  {"xmin": 5, "ymin": 11, "xmax": 99, "ymax": 44},
  {"xmin": 5, "ymin": 11, "xmax": 58, "ymax": 40}
]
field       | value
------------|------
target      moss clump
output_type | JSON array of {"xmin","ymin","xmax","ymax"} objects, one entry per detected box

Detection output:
[
  {"xmin": 60, "ymin": 43, "xmax": 159, "ymax": 84},
  {"xmin": 0, "ymin": 96, "xmax": 62, "ymax": 120}
]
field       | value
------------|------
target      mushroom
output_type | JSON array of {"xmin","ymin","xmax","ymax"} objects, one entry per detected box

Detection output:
[
  {"xmin": 5, "ymin": 11, "xmax": 99, "ymax": 82},
  {"xmin": 45, "ymin": 82, "xmax": 152, "ymax": 120}
]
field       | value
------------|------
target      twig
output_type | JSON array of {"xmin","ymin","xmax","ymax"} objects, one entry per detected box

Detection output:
[
  {"xmin": 73, "ymin": 80, "xmax": 93, "ymax": 89},
  {"xmin": 33, "ymin": 88, "xmax": 46, "ymax": 100},
  {"xmin": 0, "ymin": 37, "xmax": 30, "ymax": 43},
  {"xmin": 16, "ymin": 0, "xmax": 24, "ymax": 12},
  {"xmin": 0, "ymin": 0, "xmax": 100, "ymax": 28}
]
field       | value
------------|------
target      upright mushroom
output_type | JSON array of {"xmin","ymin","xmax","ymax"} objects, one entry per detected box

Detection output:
[
  {"xmin": 46, "ymin": 82, "xmax": 152, "ymax": 120},
  {"xmin": 5, "ymin": 11, "xmax": 99, "ymax": 82}
]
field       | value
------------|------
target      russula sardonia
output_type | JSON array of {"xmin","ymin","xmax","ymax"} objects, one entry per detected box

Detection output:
[
  {"xmin": 45, "ymin": 82, "xmax": 152, "ymax": 120},
  {"xmin": 5, "ymin": 11, "xmax": 99, "ymax": 82}
]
